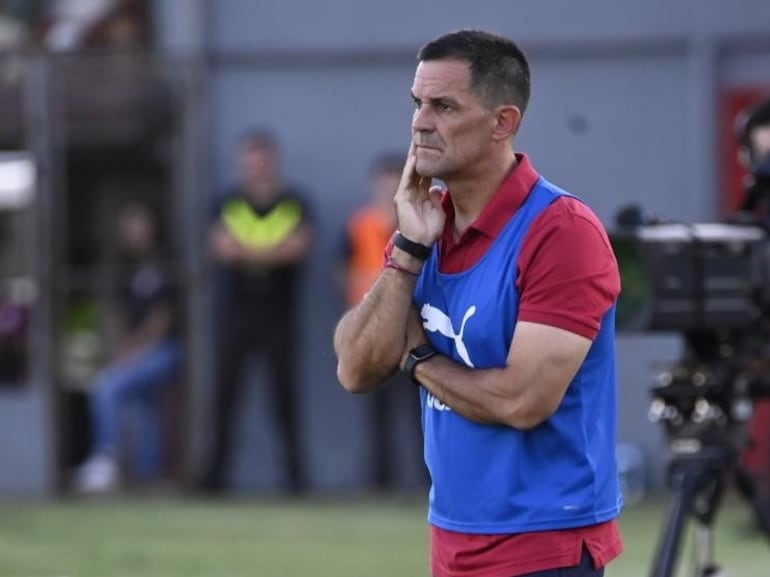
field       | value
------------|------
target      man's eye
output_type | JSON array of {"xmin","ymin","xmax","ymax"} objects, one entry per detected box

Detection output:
[
  {"xmin": 413, "ymin": 99, "xmax": 422, "ymax": 109},
  {"xmin": 438, "ymin": 103, "xmax": 451, "ymax": 111}
]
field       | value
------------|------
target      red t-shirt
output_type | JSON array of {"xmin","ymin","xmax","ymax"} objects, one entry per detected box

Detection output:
[{"xmin": 428, "ymin": 154, "xmax": 623, "ymax": 576}]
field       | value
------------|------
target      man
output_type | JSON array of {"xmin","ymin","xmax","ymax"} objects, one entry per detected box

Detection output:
[
  {"xmin": 738, "ymin": 96, "xmax": 770, "ymax": 218},
  {"xmin": 734, "ymin": 95, "xmax": 770, "ymax": 534},
  {"xmin": 339, "ymin": 153, "xmax": 403, "ymax": 307},
  {"xmin": 337, "ymin": 152, "xmax": 427, "ymax": 491},
  {"xmin": 334, "ymin": 30, "xmax": 624, "ymax": 577},
  {"xmin": 202, "ymin": 129, "xmax": 313, "ymax": 494},
  {"xmin": 73, "ymin": 202, "xmax": 182, "ymax": 493}
]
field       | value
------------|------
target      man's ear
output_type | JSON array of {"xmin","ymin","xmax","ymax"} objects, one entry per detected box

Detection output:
[{"xmin": 492, "ymin": 105, "xmax": 522, "ymax": 142}]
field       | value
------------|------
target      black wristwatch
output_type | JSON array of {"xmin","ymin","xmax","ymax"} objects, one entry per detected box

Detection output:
[
  {"xmin": 403, "ymin": 344, "xmax": 438, "ymax": 386},
  {"xmin": 393, "ymin": 231, "xmax": 433, "ymax": 261}
]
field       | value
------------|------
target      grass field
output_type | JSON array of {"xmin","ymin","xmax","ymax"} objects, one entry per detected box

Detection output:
[{"xmin": 1, "ymin": 494, "xmax": 768, "ymax": 577}]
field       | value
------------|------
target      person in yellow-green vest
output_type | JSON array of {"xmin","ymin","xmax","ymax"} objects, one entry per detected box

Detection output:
[{"xmin": 201, "ymin": 129, "xmax": 314, "ymax": 494}]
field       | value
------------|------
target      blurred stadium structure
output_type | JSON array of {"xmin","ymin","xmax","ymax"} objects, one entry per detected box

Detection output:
[
  {"xmin": 1, "ymin": 0, "xmax": 770, "ymax": 501},
  {"xmin": 0, "ymin": 0, "xmax": 207, "ymax": 495}
]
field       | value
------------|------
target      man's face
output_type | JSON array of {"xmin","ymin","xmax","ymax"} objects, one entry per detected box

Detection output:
[
  {"xmin": 119, "ymin": 208, "xmax": 153, "ymax": 256},
  {"xmin": 750, "ymin": 125, "xmax": 770, "ymax": 162},
  {"xmin": 410, "ymin": 59, "xmax": 496, "ymax": 179},
  {"xmin": 238, "ymin": 144, "xmax": 280, "ymax": 186}
]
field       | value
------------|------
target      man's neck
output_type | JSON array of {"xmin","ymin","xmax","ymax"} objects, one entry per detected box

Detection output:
[
  {"xmin": 447, "ymin": 149, "xmax": 517, "ymax": 237},
  {"xmin": 244, "ymin": 180, "xmax": 281, "ymax": 205}
]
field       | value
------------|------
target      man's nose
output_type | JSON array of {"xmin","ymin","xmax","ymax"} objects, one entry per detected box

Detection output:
[{"xmin": 412, "ymin": 106, "xmax": 434, "ymax": 132}]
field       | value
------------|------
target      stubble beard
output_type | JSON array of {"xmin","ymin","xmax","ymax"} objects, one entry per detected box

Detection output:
[{"xmin": 415, "ymin": 151, "xmax": 448, "ymax": 180}]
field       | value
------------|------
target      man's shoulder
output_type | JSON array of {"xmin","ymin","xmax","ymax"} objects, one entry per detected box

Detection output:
[
  {"xmin": 277, "ymin": 186, "xmax": 314, "ymax": 215},
  {"xmin": 210, "ymin": 188, "xmax": 245, "ymax": 216},
  {"xmin": 279, "ymin": 185, "xmax": 310, "ymax": 202},
  {"xmin": 534, "ymin": 179, "xmax": 605, "ymax": 228},
  {"xmin": 520, "ymin": 182, "xmax": 612, "ymax": 256},
  {"xmin": 549, "ymin": 194, "xmax": 601, "ymax": 220}
]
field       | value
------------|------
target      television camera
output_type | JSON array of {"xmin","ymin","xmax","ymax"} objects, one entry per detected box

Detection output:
[{"xmin": 610, "ymin": 213, "xmax": 770, "ymax": 577}]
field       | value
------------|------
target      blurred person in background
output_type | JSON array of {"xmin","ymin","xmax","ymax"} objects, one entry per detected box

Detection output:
[
  {"xmin": 336, "ymin": 152, "xmax": 427, "ymax": 492},
  {"xmin": 733, "ymin": 95, "xmax": 770, "ymax": 534},
  {"xmin": 0, "ymin": 0, "xmax": 148, "ymax": 51},
  {"xmin": 200, "ymin": 129, "xmax": 314, "ymax": 495},
  {"xmin": 334, "ymin": 29, "xmax": 623, "ymax": 577},
  {"xmin": 73, "ymin": 201, "xmax": 182, "ymax": 493},
  {"xmin": 737, "ymin": 96, "xmax": 770, "ymax": 221},
  {"xmin": 0, "ymin": 0, "xmax": 40, "ymax": 50},
  {"xmin": 40, "ymin": 0, "xmax": 148, "ymax": 51},
  {"xmin": 0, "ymin": 206, "xmax": 32, "ymax": 385}
]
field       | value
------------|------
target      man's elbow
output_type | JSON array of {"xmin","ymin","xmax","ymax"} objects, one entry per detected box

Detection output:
[
  {"xmin": 334, "ymin": 335, "xmax": 399, "ymax": 394},
  {"xmin": 336, "ymin": 362, "xmax": 380, "ymax": 394},
  {"xmin": 501, "ymin": 398, "xmax": 558, "ymax": 430}
]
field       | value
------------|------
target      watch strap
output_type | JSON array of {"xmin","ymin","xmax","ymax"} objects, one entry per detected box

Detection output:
[
  {"xmin": 403, "ymin": 343, "xmax": 437, "ymax": 386},
  {"xmin": 393, "ymin": 231, "xmax": 433, "ymax": 261}
]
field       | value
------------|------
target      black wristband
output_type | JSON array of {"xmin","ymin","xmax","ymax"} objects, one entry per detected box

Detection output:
[
  {"xmin": 393, "ymin": 231, "xmax": 433, "ymax": 261},
  {"xmin": 403, "ymin": 344, "xmax": 437, "ymax": 386}
]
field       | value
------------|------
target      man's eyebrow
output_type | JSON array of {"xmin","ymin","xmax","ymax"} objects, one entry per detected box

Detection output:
[{"xmin": 411, "ymin": 92, "xmax": 460, "ymax": 105}]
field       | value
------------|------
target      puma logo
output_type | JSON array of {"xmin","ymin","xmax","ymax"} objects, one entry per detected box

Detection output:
[{"xmin": 420, "ymin": 303, "xmax": 476, "ymax": 367}]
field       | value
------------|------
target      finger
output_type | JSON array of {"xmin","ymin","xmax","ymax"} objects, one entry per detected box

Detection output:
[
  {"xmin": 428, "ymin": 185, "xmax": 444, "ymax": 206},
  {"xmin": 417, "ymin": 176, "xmax": 432, "ymax": 196},
  {"xmin": 414, "ymin": 177, "xmax": 439, "ymax": 198},
  {"xmin": 398, "ymin": 152, "xmax": 420, "ymax": 193}
]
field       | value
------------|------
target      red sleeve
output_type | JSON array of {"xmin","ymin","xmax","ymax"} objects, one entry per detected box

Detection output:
[{"xmin": 517, "ymin": 197, "xmax": 620, "ymax": 339}]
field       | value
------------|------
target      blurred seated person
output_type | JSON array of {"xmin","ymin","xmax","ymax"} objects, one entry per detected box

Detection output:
[{"xmin": 73, "ymin": 202, "xmax": 182, "ymax": 493}]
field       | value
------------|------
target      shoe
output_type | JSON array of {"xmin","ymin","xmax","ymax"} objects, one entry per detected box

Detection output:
[{"xmin": 73, "ymin": 454, "xmax": 119, "ymax": 494}]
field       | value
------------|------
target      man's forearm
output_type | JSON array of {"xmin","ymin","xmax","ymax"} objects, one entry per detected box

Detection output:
[
  {"xmin": 334, "ymin": 267, "xmax": 418, "ymax": 393},
  {"xmin": 413, "ymin": 324, "xmax": 583, "ymax": 430},
  {"xmin": 413, "ymin": 356, "xmax": 517, "ymax": 425},
  {"xmin": 240, "ymin": 225, "xmax": 313, "ymax": 266}
]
